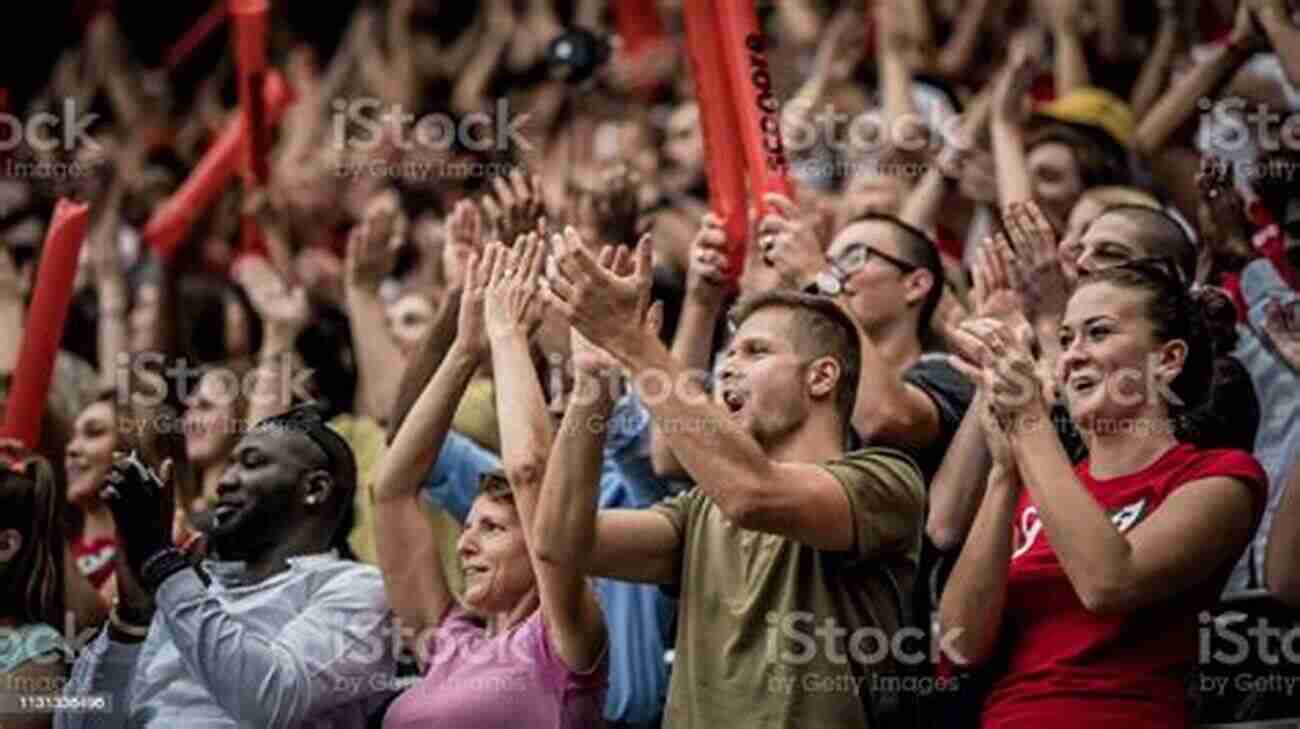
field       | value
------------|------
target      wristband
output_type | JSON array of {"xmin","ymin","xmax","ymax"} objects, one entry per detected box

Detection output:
[{"xmin": 140, "ymin": 548, "xmax": 192, "ymax": 592}]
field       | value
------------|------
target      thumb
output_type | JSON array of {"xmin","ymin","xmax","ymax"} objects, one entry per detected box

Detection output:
[{"xmin": 643, "ymin": 300, "xmax": 665, "ymax": 339}]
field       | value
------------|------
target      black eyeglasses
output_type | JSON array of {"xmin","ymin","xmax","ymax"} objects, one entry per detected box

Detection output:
[{"xmin": 812, "ymin": 243, "xmax": 919, "ymax": 296}]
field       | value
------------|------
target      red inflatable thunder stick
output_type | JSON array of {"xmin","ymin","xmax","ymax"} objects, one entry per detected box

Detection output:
[
  {"xmin": 682, "ymin": 0, "xmax": 750, "ymax": 285},
  {"xmin": 231, "ymin": 0, "xmax": 270, "ymax": 185},
  {"xmin": 714, "ymin": 0, "xmax": 794, "ymax": 214},
  {"xmin": 165, "ymin": 0, "xmax": 229, "ymax": 71},
  {"xmin": 0, "ymin": 200, "xmax": 91, "ymax": 448},
  {"xmin": 142, "ymin": 70, "xmax": 295, "ymax": 262},
  {"xmin": 231, "ymin": 0, "xmax": 271, "ymax": 260}
]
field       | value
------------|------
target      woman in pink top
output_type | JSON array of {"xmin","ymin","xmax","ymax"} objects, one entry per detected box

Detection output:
[{"xmin": 374, "ymin": 236, "xmax": 608, "ymax": 729}]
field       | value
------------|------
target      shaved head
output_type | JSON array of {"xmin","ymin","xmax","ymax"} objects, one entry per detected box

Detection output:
[{"xmin": 1085, "ymin": 205, "xmax": 1196, "ymax": 281}]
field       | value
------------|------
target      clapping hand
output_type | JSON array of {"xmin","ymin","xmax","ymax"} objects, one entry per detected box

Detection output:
[
  {"xmin": 543, "ymin": 227, "xmax": 655, "ymax": 363},
  {"xmin": 100, "ymin": 452, "xmax": 176, "ymax": 575}
]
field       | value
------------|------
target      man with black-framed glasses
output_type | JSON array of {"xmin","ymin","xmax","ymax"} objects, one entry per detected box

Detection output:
[{"xmin": 807, "ymin": 213, "xmax": 974, "ymax": 484}]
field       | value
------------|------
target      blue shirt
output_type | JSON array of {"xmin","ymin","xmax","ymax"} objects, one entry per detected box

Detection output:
[{"xmin": 423, "ymin": 394, "xmax": 675, "ymax": 726}]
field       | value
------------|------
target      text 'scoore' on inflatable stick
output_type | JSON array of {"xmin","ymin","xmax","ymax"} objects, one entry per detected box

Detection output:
[
  {"xmin": 714, "ymin": 0, "xmax": 794, "ymax": 215},
  {"xmin": 1, "ymin": 200, "xmax": 91, "ymax": 447}
]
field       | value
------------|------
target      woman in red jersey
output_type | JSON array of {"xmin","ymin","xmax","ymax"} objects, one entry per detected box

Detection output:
[{"xmin": 940, "ymin": 259, "xmax": 1267, "ymax": 729}]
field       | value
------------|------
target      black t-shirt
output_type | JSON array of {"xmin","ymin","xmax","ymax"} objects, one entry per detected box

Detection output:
[{"xmin": 899, "ymin": 354, "xmax": 975, "ymax": 482}]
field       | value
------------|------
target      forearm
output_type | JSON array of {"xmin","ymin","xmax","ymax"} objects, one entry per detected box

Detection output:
[
  {"xmin": 934, "ymin": 0, "xmax": 991, "ymax": 78},
  {"xmin": 851, "ymin": 333, "xmax": 927, "ymax": 448},
  {"xmin": 489, "ymin": 331, "xmax": 554, "ymax": 519},
  {"xmin": 937, "ymin": 469, "xmax": 1018, "ymax": 667},
  {"xmin": 899, "ymin": 167, "xmax": 952, "ymax": 232},
  {"xmin": 1093, "ymin": 0, "xmax": 1128, "ymax": 61},
  {"xmin": 1135, "ymin": 46, "xmax": 1247, "ymax": 156},
  {"xmin": 1130, "ymin": 19, "xmax": 1179, "ymax": 118},
  {"xmin": 1260, "ymin": 8, "xmax": 1300, "ymax": 88},
  {"xmin": 375, "ymin": 342, "xmax": 480, "ymax": 502},
  {"xmin": 1010, "ymin": 416, "xmax": 1135, "ymax": 609},
  {"xmin": 926, "ymin": 404, "xmax": 993, "ymax": 550},
  {"xmin": 1266, "ymin": 455, "xmax": 1300, "ymax": 606},
  {"xmin": 651, "ymin": 295, "xmax": 723, "ymax": 477},
  {"xmin": 993, "ymin": 118, "xmax": 1033, "ymax": 207},
  {"xmin": 534, "ymin": 374, "xmax": 615, "ymax": 567},
  {"xmin": 1053, "ymin": 26, "xmax": 1091, "ymax": 95},
  {"xmin": 345, "ymin": 284, "xmax": 405, "ymax": 421},
  {"xmin": 880, "ymin": 49, "xmax": 921, "ymax": 151},
  {"xmin": 388, "ymin": 289, "xmax": 460, "ymax": 440}
]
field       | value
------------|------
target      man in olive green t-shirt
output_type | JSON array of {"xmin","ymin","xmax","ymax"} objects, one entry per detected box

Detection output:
[{"xmin": 536, "ymin": 237, "xmax": 925, "ymax": 729}]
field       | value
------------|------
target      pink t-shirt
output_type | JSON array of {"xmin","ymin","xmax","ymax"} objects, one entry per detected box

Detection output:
[{"xmin": 383, "ymin": 606, "xmax": 607, "ymax": 729}]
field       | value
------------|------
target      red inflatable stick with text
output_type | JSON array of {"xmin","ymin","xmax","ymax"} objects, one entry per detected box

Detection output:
[
  {"xmin": 1, "ymin": 200, "xmax": 91, "ymax": 447},
  {"xmin": 714, "ymin": 0, "xmax": 794, "ymax": 214},
  {"xmin": 142, "ymin": 70, "xmax": 294, "ymax": 262},
  {"xmin": 682, "ymin": 0, "xmax": 751, "ymax": 285}
]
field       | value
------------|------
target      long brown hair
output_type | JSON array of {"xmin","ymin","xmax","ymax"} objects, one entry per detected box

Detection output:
[{"xmin": 0, "ymin": 457, "xmax": 65, "ymax": 626}]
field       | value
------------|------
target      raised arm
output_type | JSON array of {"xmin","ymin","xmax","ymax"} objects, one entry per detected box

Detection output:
[
  {"xmin": 484, "ymin": 235, "xmax": 606, "ymax": 672},
  {"xmin": 344, "ymin": 194, "xmax": 407, "ymax": 424},
  {"xmin": 1130, "ymin": 1, "xmax": 1183, "ymax": 119},
  {"xmin": 900, "ymin": 89, "xmax": 992, "ymax": 232},
  {"xmin": 1134, "ymin": 4, "xmax": 1261, "ymax": 157},
  {"xmin": 649, "ymin": 214, "xmax": 729, "ymax": 479},
  {"xmin": 991, "ymin": 46, "xmax": 1038, "ymax": 209},
  {"xmin": 372, "ymin": 254, "xmax": 490, "ymax": 646},
  {"xmin": 546, "ymin": 232, "xmax": 865, "ymax": 551},
  {"xmin": 937, "ymin": 463, "xmax": 1020, "ymax": 667},
  {"xmin": 1254, "ymin": 0, "xmax": 1300, "ymax": 87},
  {"xmin": 1043, "ymin": 0, "xmax": 1091, "ymax": 94}
]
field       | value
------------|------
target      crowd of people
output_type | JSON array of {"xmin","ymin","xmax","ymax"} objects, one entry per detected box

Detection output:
[{"xmin": 1, "ymin": 0, "xmax": 1300, "ymax": 727}]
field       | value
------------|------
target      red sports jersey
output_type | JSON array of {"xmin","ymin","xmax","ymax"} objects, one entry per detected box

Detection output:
[{"xmin": 982, "ymin": 444, "xmax": 1267, "ymax": 729}]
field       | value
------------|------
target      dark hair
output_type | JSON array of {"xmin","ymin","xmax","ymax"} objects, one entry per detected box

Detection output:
[
  {"xmin": 1027, "ymin": 122, "xmax": 1130, "ymax": 189},
  {"xmin": 1089, "ymin": 204, "xmax": 1198, "ymax": 283},
  {"xmin": 0, "ymin": 458, "xmax": 64, "ymax": 627},
  {"xmin": 1253, "ymin": 148, "xmax": 1300, "ymax": 222},
  {"xmin": 1079, "ymin": 260, "xmax": 1214, "ymax": 427},
  {"xmin": 848, "ymin": 213, "xmax": 945, "ymax": 349},
  {"xmin": 728, "ymin": 290, "xmax": 861, "ymax": 434},
  {"xmin": 179, "ymin": 276, "xmax": 264, "ymax": 365}
]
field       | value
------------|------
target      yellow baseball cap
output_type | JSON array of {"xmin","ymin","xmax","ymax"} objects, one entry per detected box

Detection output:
[{"xmin": 1034, "ymin": 87, "xmax": 1135, "ymax": 150}]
